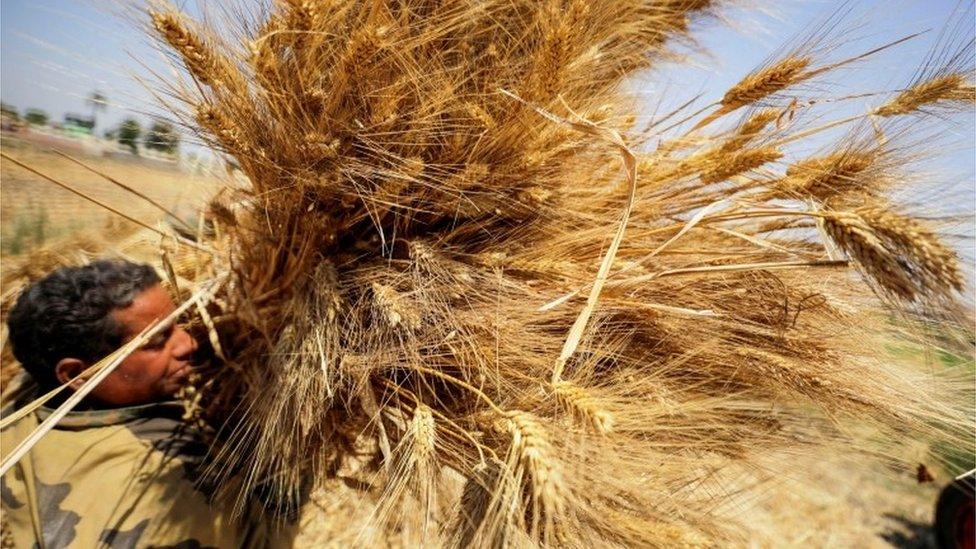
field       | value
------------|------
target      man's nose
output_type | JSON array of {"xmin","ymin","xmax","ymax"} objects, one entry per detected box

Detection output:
[{"xmin": 171, "ymin": 326, "xmax": 198, "ymax": 360}]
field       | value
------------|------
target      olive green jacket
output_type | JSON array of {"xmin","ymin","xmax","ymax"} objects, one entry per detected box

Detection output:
[{"xmin": 1, "ymin": 378, "xmax": 292, "ymax": 549}]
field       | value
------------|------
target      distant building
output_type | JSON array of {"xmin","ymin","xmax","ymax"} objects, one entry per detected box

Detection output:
[{"xmin": 63, "ymin": 113, "xmax": 95, "ymax": 137}]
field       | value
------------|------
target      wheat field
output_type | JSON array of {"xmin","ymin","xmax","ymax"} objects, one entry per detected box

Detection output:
[{"xmin": 0, "ymin": 136, "xmax": 221, "ymax": 255}]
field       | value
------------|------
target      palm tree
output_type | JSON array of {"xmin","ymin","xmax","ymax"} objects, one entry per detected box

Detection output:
[{"xmin": 86, "ymin": 91, "xmax": 107, "ymax": 128}]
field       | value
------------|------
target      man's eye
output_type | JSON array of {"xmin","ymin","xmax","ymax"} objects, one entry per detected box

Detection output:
[
  {"xmin": 142, "ymin": 337, "xmax": 166, "ymax": 350},
  {"xmin": 142, "ymin": 327, "xmax": 174, "ymax": 349}
]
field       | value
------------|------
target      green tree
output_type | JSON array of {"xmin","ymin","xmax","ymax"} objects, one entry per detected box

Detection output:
[
  {"xmin": 0, "ymin": 103, "xmax": 19, "ymax": 121},
  {"xmin": 24, "ymin": 108, "xmax": 49, "ymax": 126},
  {"xmin": 144, "ymin": 120, "xmax": 180, "ymax": 154},
  {"xmin": 118, "ymin": 118, "xmax": 142, "ymax": 154}
]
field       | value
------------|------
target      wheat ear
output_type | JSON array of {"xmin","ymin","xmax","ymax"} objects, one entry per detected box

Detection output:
[
  {"xmin": 822, "ymin": 207, "xmax": 962, "ymax": 301},
  {"xmin": 505, "ymin": 410, "xmax": 568, "ymax": 544},
  {"xmin": 719, "ymin": 109, "xmax": 779, "ymax": 153},
  {"xmin": 721, "ymin": 57, "xmax": 811, "ymax": 113},
  {"xmin": 553, "ymin": 381, "xmax": 614, "ymax": 434},
  {"xmin": 700, "ymin": 146, "xmax": 782, "ymax": 184},
  {"xmin": 151, "ymin": 11, "xmax": 242, "ymax": 90},
  {"xmin": 372, "ymin": 282, "xmax": 419, "ymax": 330},
  {"xmin": 776, "ymin": 152, "xmax": 876, "ymax": 200},
  {"xmin": 875, "ymin": 73, "xmax": 976, "ymax": 117}
]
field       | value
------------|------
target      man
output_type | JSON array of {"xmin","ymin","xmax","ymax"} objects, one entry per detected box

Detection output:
[{"xmin": 1, "ymin": 260, "xmax": 287, "ymax": 548}]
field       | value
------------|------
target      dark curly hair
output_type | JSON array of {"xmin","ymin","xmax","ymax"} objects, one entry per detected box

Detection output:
[{"xmin": 7, "ymin": 260, "xmax": 161, "ymax": 389}]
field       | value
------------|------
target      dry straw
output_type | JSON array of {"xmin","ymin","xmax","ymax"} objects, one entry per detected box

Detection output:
[{"xmin": 20, "ymin": 0, "xmax": 961, "ymax": 545}]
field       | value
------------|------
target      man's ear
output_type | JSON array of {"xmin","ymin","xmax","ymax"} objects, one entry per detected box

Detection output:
[{"xmin": 55, "ymin": 358, "xmax": 88, "ymax": 390}]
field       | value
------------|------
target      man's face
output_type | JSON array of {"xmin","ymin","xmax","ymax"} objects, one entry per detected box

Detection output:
[{"xmin": 88, "ymin": 284, "xmax": 198, "ymax": 406}]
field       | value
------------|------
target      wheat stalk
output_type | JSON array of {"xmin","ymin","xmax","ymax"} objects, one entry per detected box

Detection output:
[
  {"xmin": 553, "ymin": 381, "xmax": 614, "ymax": 434},
  {"xmin": 372, "ymin": 282, "xmax": 419, "ymax": 330},
  {"xmin": 195, "ymin": 105, "xmax": 250, "ymax": 158},
  {"xmin": 690, "ymin": 56, "xmax": 811, "ymax": 134},
  {"xmin": 406, "ymin": 405, "xmax": 437, "ymax": 534},
  {"xmin": 151, "ymin": 11, "xmax": 242, "ymax": 90},
  {"xmin": 719, "ymin": 109, "xmax": 780, "ymax": 153},
  {"xmin": 452, "ymin": 459, "xmax": 512, "ymax": 547},
  {"xmin": 875, "ymin": 73, "xmax": 976, "ymax": 117},
  {"xmin": 721, "ymin": 57, "xmax": 811, "ymax": 113},
  {"xmin": 249, "ymin": 17, "xmax": 283, "ymax": 86},
  {"xmin": 857, "ymin": 207, "xmax": 964, "ymax": 293},
  {"xmin": 504, "ymin": 410, "xmax": 567, "ymax": 544},
  {"xmin": 775, "ymin": 151, "xmax": 876, "ymax": 200},
  {"xmin": 699, "ymin": 146, "xmax": 782, "ymax": 184},
  {"xmin": 822, "ymin": 207, "xmax": 962, "ymax": 301},
  {"xmin": 409, "ymin": 405, "xmax": 436, "ymax": 468}
]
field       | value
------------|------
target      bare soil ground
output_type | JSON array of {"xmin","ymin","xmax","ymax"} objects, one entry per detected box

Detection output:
[
  {"xmin": 291, "ymin": 448, "xmax": 949, "ymax": 548},
  {"xmin": 730, "ymin": 450, "xmax": 943, "ymax": 548}
]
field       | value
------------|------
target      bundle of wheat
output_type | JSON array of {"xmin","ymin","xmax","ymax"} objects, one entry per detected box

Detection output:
[{"xmin": 142, "ymin": 0, "xmax": 973, "ymax": 545}]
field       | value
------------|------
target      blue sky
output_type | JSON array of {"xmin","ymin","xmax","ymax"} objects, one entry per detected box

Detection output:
[
  {"xmin": 1, "ymin": 1, "xmax": 971, "ymax": 131},
  {"xmin": 1, "ymin": 1, "xmax": 152, "ymax": 130},
  {"xmin": 2, "ymin": 4, "xmax": 972, "ymax": 180}
]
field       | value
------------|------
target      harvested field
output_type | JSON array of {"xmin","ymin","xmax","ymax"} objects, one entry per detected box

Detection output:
[
  {"xmin": 0, "ymin": 135, "xmax": 222, "ymax": 255},
  {"xmin": 724, "ymin": 451, "xmax": 944, "ymax": 548}
]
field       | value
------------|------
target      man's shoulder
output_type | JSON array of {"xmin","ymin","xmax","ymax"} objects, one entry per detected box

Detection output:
[
  {"xmin": 0, "ymin": 387, "xmax": 251, "ymax": 548},
  {"xmin": 0, "ymin": 372, "xmax": 36, "ymax": 416},
  {"xmin": 1, "ymin": 377, "xmax": 207, "ymax": 471}
]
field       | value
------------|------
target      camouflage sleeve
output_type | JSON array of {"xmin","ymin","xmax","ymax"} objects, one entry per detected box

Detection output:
[{"xmin": 0, "ymin": 397, "xmax": 295, "ymax": 549}]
